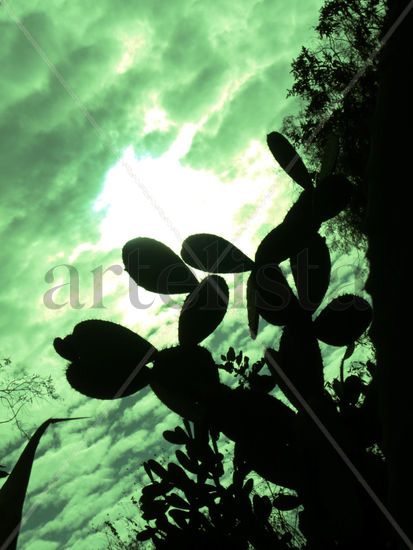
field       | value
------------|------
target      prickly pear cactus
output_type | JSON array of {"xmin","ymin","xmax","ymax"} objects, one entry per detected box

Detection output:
[{"xmin": 54, "ymin": 132, "xmax": 385, "ymax": 549}]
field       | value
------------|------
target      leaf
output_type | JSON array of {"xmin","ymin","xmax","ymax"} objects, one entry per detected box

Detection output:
[
  {"xmin": 206, "ymin": 386, "xmax": 298, "ymax": 488},
  {"xmin": 0, "ymin": 418, "xmax": 78, "ymax": 550},
  {"xmin": 178, "ymin": 276, "xmax": 229, "ymax": 345},
  {"xmin": 175, "ymin": 450, "xmax": 198, "ymax": 475},
  {"xmin": 267, "ymin": 132, "xmax": 313, "ymax": 190},
  {"xmin": 247, "ymin": 272, "xmax": 259, "ymax": 339},
  {"xmin": 146, "ymin": 459, "xmax": 168, "ymax": 480},
  {"xmin": 255, "ymin": 191, "xmax": 320, "ymax": 266},
  {"xmin": 181, "ymin": 233, "xmax": 255, "ymax": 273},
  {"xmin": 283, "ymin": 189, "xmax": 318, "ymax": 229},
  {"xmin": 154, "ymin": 515, "xmax": 170, "ymax": 534},
  {"xmin": 314, "ymin": 295, "xmax": 372, "ymax": 346},
  {"xmin": 166, "ymin": 493, "xmax": 190, "ymax": 510},
  {"xmin": 249, "ymin": 374, "xmax": 276, "ymax": 393},
  {"xmin": 317, "ymin": 133, "xmax": 339, "ymax": 183},
  {"xmin": 273, "ymin": 494, "xmax": 301, "ymax": 511},
  {"xmin": 143, "ymin": 461, "xmax": 154, "ymax": 483},
  {"xmin": 314, "ymin": 175, "xmax": 353, "ymax": 221},
  {"xmin": 265, "ymin": 321, "xmax": 324, "ymax": 407},
  {"xmin": 141, "ymin": 498, "xmax": 168, "ymax": 520},
  {"xmin": 243, "ymin": 478, "xmax": 254, "ymax": 494},
  {"xmin": 168, "ymin": 508, "xmax": 189, "ymax": 529},
  {"xmin": 150, "ymin": 346, "xmax": 220, "ymax": 421},
  {"xmin": 54, "ymin": 320, "xmax": 155, "ymax": 399},
  {"xmin": 255, "ymin": 223, "xmax": 299, "ymax": 267},
  {"xmin": 162, "ymin": 427, "xmax": 189, "ymax": 445},
  {"xmin": 136, "ymin": 529, "xmax": 155, "ymax": 542},
  {"xmin": 0, "ymin": 471, "xmax": 9, "ymax": 479},
  {"xmin": 253, "ymin": 494, "xmax": 272, "ymax": 520},
  {"xmin": 208, "ymin": 386, "xmax": 295, "ymax": 446},
  {"xmin": 290, "ymin": 232, "xmax": 331, "ymax": 312},
  {"xmin": 227, "ymin": 347, "xmax": 236, "ymax": 362},
  {"xmin": 183, "ymin": 419, "xmax": 192, "ymax": 438},
  {"xmin": 167, "ymin": 464, "xmax": 192, "ymax": 491},
  {"xmin": 122, "ymin": 237, "xmax": 198, "ymax": 294},
  {"xmin": 249, "ymin": 265, "xmax": 299, "ymax": 326},
  {"xmin": 141, "ymin": 482, "xmax": 168, "ymax": 499},
  {"xmin": 342, "ymin": 375, "xmax": 364, "ymax": 405}
]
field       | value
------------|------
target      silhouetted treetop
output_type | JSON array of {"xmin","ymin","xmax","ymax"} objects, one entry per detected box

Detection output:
[{"xmin": 282, "ymin": 0, "xmax": 387, "ymax": 251}]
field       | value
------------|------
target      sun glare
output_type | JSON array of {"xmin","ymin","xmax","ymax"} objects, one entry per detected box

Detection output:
[
  {"xmin": 89, "ymin": 125, "xmax": 292, "ymax": 332},
  {"xmin": 93, "ymin": 125, "xmax": 288, "ymax": 259}
]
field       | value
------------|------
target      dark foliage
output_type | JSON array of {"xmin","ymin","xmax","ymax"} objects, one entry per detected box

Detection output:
[
  {"xmin": 181, "ymin": 234, "xmax": 255, "ymax": 273},
  {"xmin": 131, "ymin": 420, "xmax": 298, "ymax": 549},
  {"xmin": 281, "ymin": 0, "xmax": 387, "ymax": 252},
  {"xmin": 53, "ymin": 320, "xmax": 155, "ymax": 399},
  {"xmin": 179, "ymin": 275, "xmax": 229, "ymax": 346},
  {"xmin": 51, "ymin": 131, "xmax": 393, "ymax": 549}
]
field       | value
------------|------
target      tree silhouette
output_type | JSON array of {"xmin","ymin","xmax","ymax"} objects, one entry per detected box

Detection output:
[{"xmin": 281, "ymin": 0, "xmax": 387, "ymax": 252}]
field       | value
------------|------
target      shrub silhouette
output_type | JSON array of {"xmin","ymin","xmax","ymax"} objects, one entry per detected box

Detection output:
[{"xmin": 53, "ymin": 132, "xmax": 389, "ymax": 548}]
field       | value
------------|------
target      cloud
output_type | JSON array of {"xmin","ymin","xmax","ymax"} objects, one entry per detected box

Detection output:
[{"xmin": 0, "ymin": 0, "xmax": 350, "ymax": 548}]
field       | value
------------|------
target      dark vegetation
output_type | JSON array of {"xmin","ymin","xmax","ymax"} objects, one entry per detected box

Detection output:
[
  {"xmin": 52, "ymin": 133, "xmax": 383, "ymax": 549},
  {"xmin": 1, "ymin": 129, "xmax": 383, "ymax": 549},
  {"xmin": 0, "ymin": 357, "xmax": 58, "ymax": 438},
  {"xmin": 282, "ymin": 0, "xmax": 386, "ymax": 252},
  {"xmin": 0, "ymin": 356, "xmax": 58, "ymax": 481},
  {"xmin": 1, "ymin": 0, "xmax": 411, "ymax": 548}
]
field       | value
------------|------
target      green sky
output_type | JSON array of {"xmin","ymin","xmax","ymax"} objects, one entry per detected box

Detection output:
[{"xmin": 0, "ymin": 1, "xmax": 370, "ymax": 548}]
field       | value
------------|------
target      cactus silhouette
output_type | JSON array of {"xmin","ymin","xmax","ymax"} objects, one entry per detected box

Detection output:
[{"xmin": 53, "ymin": 132, "xmax": 388, "ymax": 549}]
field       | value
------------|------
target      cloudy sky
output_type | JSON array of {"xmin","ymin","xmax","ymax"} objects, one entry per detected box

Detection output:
[{"xmin": 0, "ymin": 1, "xmax": 370, "ymax": 548}]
